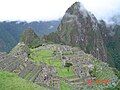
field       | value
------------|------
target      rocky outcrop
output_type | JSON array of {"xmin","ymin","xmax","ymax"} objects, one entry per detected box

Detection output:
[{"xmin": 9, "ymin": 42, "xmax": 30, "ymax": 60}]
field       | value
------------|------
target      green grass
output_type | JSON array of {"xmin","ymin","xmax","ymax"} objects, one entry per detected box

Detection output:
[
  {"xmin": 29, "ymin": 48, "xmax": 74, "ymax": 89},
  {"xmin": 24, "ymin": 72, "xmax": 33, "ymax": 80},
  {"xmin": 57, "ymin": 67, "xmax": 74, "ymax": 77},
  {"xmin": 29, "ymin": 49, "xmax": 74, "ymax": 78},
  {"xmin": 0, "ymin": 70, "xmax": 47, "ymax": 90},
  {"xmin": 60, "ymin": 81, "xmax": 71, "ymax": 90},
  {"xmin": 92, "ymin": 59, "xmax": 117, "ymax": 80},
  {"xmin": 30, "ymin": 49, "xmax": 53, "ymax": 63},
  {"xmin": 30, "ymin": 49, "xmax": 56, "ymax": 66},
  {"xmin": 52, "ymin": 60, "xmax": 62, "ymax": 67}
]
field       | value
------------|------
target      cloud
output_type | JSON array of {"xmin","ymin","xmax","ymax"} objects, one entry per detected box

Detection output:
[
  {"xmin": 0, "ymin": 0, "xmax": 120, "ymax": 21},
  {"xmin": 79, "ymin": 0, "xmax": 120, "ymax": 21}
]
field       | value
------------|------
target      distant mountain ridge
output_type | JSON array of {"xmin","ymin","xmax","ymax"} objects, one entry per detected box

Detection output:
[{"xmin": 0, "ymin": 20, "xmax": 60, "ymax": 52}]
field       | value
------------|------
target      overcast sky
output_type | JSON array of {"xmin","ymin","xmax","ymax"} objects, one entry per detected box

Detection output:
[{"xmin": 0, "ymin": 0, "xmax": 120, "ymax": 22}]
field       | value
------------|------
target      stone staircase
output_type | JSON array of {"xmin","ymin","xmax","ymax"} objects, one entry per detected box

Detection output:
[
  {"xmin": 50, "ymin": 76, "xmax": 60, "ymax": 90},
  {"xmin": 65, "ymin": 76, "xmax": 85, "ymax": 90}
]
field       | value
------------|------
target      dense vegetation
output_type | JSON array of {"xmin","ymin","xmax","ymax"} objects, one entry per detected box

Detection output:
[
  {"xmin": 0, "ymin": 28, "xmax": 17, "ymax": 52},
  {"xmin": 106, "ymin": 25, "xmax": 120, "ymax": 70}
]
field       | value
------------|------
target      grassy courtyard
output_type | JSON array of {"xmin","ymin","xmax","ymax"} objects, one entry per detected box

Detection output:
[{"xmin": 29, "ymin": 48, "xmax": 74, "ymax": 77}]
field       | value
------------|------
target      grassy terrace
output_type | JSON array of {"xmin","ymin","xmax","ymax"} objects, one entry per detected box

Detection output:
[
  {"xmin": 29, "ymin": 48, "xmax": 74, "ymax": 77},
  {"xmin": 29, "ymin": 48, "xmax": 75, "ymax": 90},
  {"xmin": 57, "ymin": 67, "xmax": 74, "ymax": 77},
  {"xmin": 0, "ymin": 70, "xmax": 47, "ymax": 90},
  {"xmin": 60, "ymin": 81, "xmax": 72, "ymax": 90}
]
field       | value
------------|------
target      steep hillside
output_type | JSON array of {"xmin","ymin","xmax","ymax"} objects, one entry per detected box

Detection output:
[
  {"xmin": 0, "ymin": 29, "xmax": 17, "ymax": 52},
  {"xmin": 44, "ymin": 2, "xmax": 120, "ymax": 71},
  {"xmin": 99, "ymin": 22, "xmax": 120, "ymax": 70},
  {"xmin": 0, "ymin": 20, "xmax": 59, "ymax": 52},
  {"xmin": 107, "ymin": 25, "xmax": 120, "ymax": 70},
  {"xmin": 44, "ymin": 2, "xmax": 107, "ymax": 62},
  {"xmin": 0, "ymin": 70, "xmax": 47, "ymax": 90}
]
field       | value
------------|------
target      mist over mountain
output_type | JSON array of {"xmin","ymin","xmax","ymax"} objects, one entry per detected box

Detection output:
[{"xmin": 109, "ymin": 14, "xmax": 120, "ymax": 24}]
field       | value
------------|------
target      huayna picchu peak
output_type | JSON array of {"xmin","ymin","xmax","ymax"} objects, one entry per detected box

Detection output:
[
  {"xmin": 66, "ymin": 2, "xmax": 89, "ymax": 18},
  {"xmin": 0, "ymin": 1, "xmax": 120, "ymax": 90},
  {"xmin": 45, "ymin": 2, "xmax": 107, "ymax": 62}
]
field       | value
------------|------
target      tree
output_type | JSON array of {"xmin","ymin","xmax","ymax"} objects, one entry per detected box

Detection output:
[{"xmin": 64, "ymin": 62, "xmax": 73, "ymax": 72}]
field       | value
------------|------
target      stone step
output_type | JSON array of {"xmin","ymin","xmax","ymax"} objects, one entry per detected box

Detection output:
[
  {"xmin": 4, "ymin": 61, "xmax": 20, "ymax": 72},
  {"xmin": 18, "ymin": 61, "xmax": 35, "ymax": 78},
  {"xmin": 66, "ymin": 75, "xmax": 78, "ymax": 79},
  {"xmin": 71, "ymin": 81, "xmax": 84, "ymax": 85},
  {"xmin": 66, "ymin": 76, "xmax": 80, "ymax": 82},
  {"xmin": 63, "ymin": 79, "xmax": 80, "ymax": 90},
  {"xmin": 0, "ymin": 57, "xmax": 18, "ymax": 69},
  {"xmin": 69, "ymin": 78, "xmax": 80, "ymax": 82},
  {"xmin": 29, "ymin": 66, "xmax": 42, "ymax": 82},
  {"xmin": 50, "ymin": 78, "xmax": 60, "ymax": 89},
  {"xmin": 26, "ymin": 65, "xmax": 41, "ymax": 81}
]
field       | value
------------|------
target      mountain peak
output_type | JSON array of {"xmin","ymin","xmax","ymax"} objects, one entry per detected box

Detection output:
[
  {"xmin": 72, "ymin": 2, "xmax": 85, "ymax": 10},
  {"xmin": 20, "ymin": 28, "xmax": 41, "ymax": 48},
  {"xmin": 46, "ymin": 2, "xmax": 107, "ymax": 62},
  {"xmin": 66, "ymin": 2, "xmax": 88, "ymax": 17},
  {"xmin": 72, "ymin": 2, "xmax": 81, "ymax": 9}
]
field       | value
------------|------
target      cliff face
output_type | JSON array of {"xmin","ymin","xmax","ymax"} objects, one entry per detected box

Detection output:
[{"xmin": 46, "ymin": 2, "xmax": 107, "ymax": 62}]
